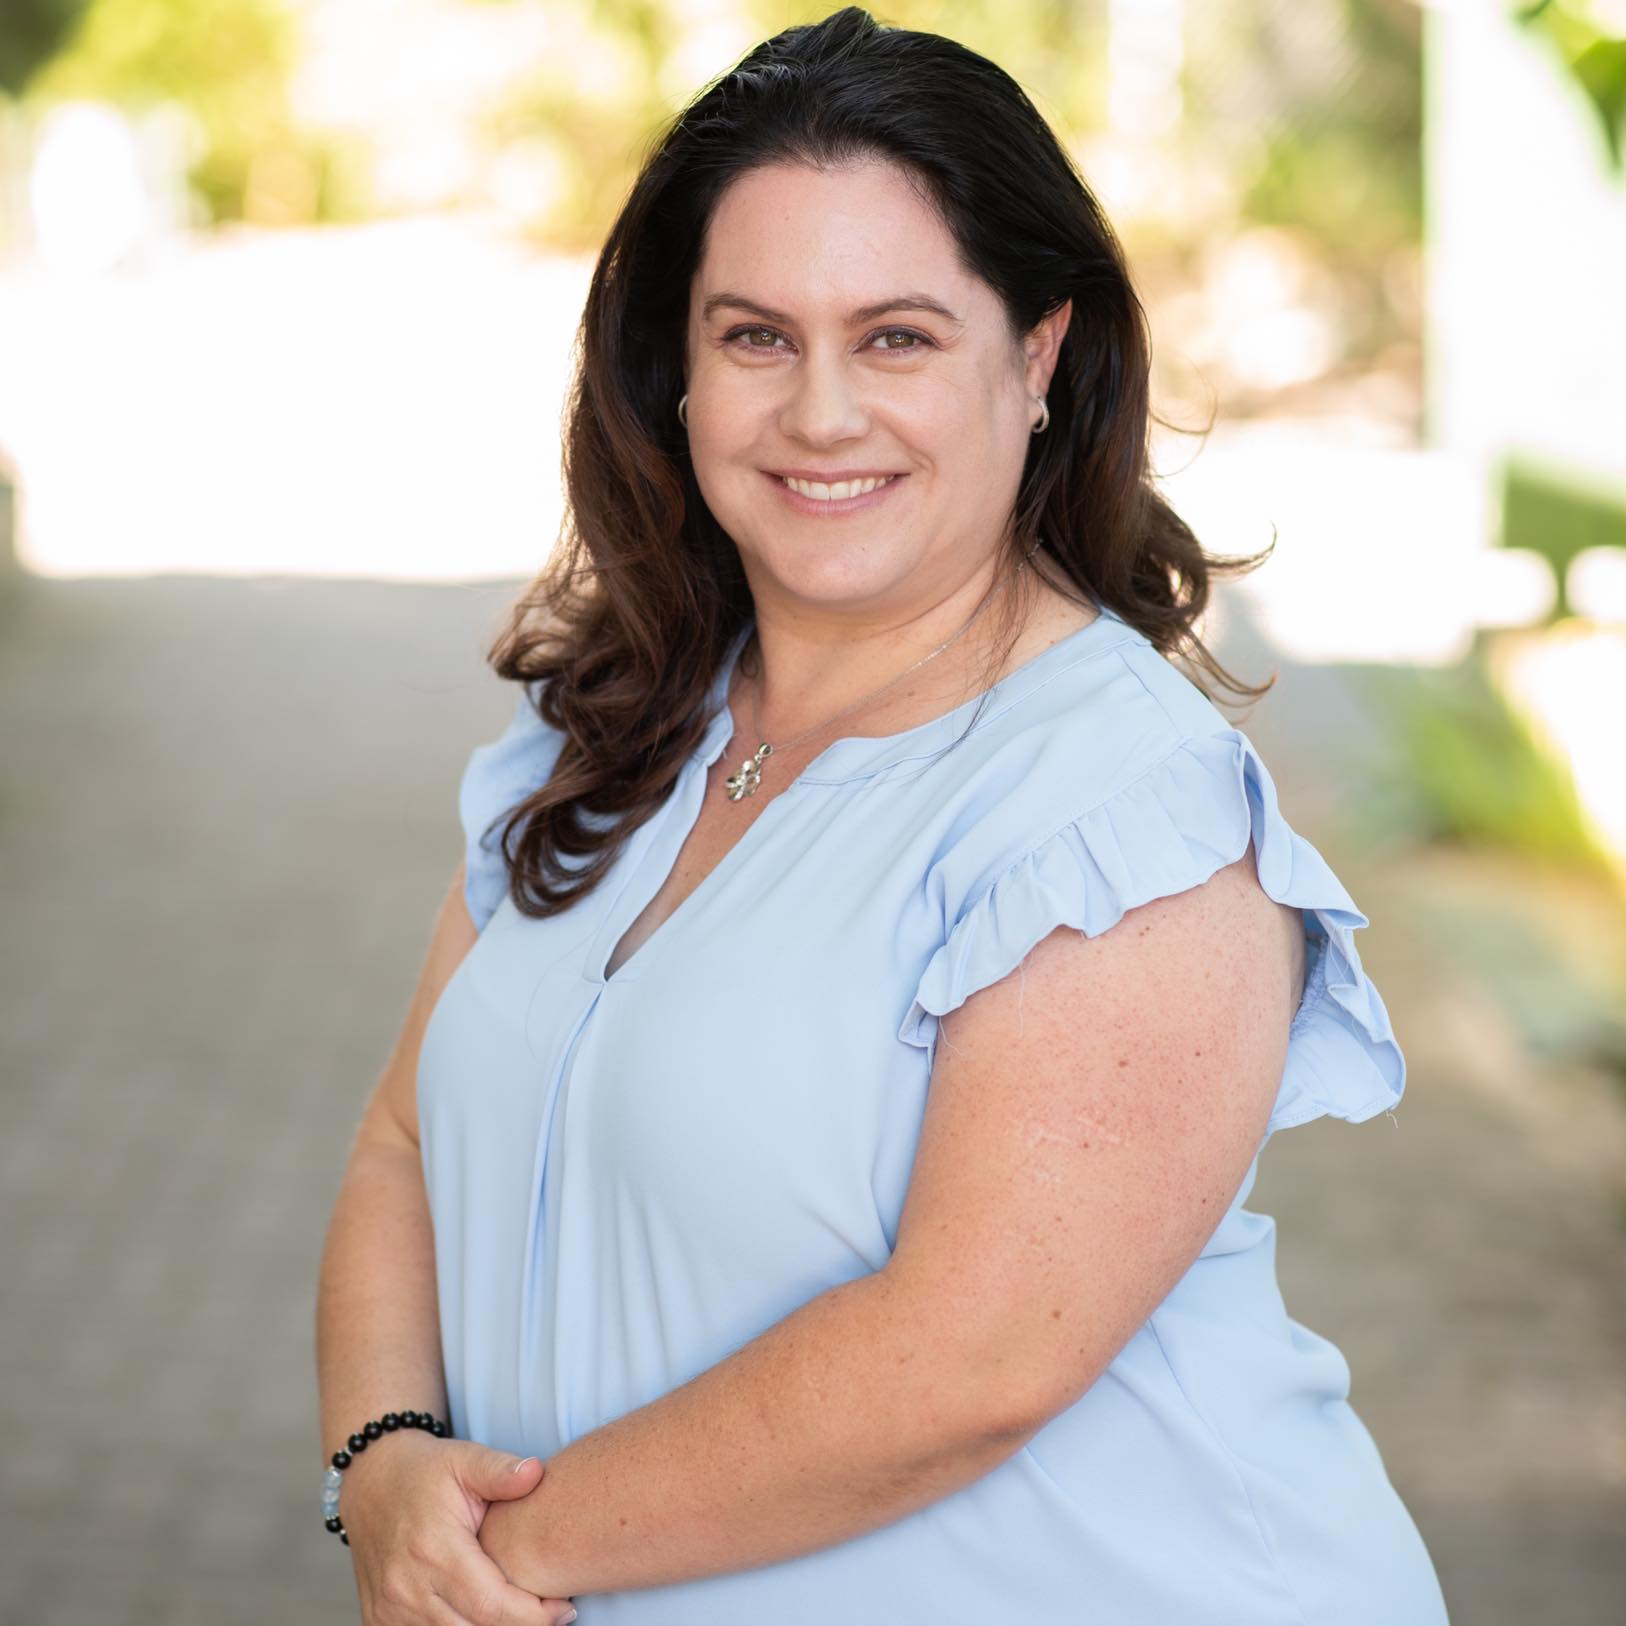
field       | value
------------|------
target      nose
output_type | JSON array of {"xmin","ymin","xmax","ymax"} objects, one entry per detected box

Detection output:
[{"xmin": 777, "ymin": 345, "xmax": 870, "ymax": 446}]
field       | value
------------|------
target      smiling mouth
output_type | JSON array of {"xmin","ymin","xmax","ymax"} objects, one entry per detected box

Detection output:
[{"xmin": 773, "ymin": 473, "xmax": 903, "ymax": 501}]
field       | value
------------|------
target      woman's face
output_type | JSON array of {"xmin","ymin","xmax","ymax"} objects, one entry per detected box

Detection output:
[{"xmin": 683, "ymin": 157, "xmax": 1069, "ymax": 619}]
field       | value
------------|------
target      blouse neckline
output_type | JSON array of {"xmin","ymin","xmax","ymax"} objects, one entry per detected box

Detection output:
[{"xmin": 696, "ymin": 598, "xmax": 1140, "ymax": 787}]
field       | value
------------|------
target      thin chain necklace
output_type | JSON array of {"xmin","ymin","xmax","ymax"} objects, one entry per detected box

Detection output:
[{"xmin": 721, "ymin": 539, "xmax": 1043, "ymax": 801}]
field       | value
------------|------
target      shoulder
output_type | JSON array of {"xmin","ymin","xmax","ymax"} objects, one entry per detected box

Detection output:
[
  {"xmin": 458, "ymin": 679, "xmax": 569, "ymax": 932},
  {"xmin": 910, "ymin": 617, "xmax": 1228, "ymax": 910},
  {"xmin": 895, "ymin": 628, "xmax": 1407, "ymax": 1138}
]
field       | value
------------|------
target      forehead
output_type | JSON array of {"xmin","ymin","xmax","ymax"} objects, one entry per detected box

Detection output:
[{"xmin": 695, "ymin": 159, "xmax": 970, "ymax": 314}]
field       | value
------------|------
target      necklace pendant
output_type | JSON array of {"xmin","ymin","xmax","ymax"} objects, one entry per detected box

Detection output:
[{"xmin": 723, "ymin": 743, "xmax": 773, "ymax": 801}]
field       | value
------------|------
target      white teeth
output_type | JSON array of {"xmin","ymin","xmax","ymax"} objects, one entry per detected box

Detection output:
[{"xmin": 781, "ymin": 474, "xmax": 896, "ymax": 501}]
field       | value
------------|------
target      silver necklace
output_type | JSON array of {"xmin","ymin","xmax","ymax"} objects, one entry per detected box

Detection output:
[{"xmin": 721, "ymin": 540, "xmax": 1042, "ymax": 801}]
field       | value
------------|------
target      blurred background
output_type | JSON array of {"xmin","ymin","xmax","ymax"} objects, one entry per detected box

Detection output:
[{"xmin": 1, "ymin": 1, "xmax": 1623, "ymax": 1621}]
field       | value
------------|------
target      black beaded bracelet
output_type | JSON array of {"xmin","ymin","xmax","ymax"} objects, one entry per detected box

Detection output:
[{"xmin": 322, "ymin": 1408, "xmax": 451, "ymax": 1543}]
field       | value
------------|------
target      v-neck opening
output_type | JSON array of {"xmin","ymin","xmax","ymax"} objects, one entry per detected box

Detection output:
[
  {"xmin": 582, "ymin": 599, "xmax": 1138, "ymax": 987},
  {"xmin": 584, "ymin": 753, "xmax": 796, "ymax": 988}
]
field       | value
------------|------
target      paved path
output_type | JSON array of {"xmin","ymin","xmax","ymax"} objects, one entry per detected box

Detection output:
[{"xmin": 1, "ymin": 574, "xmax": 1621, "ymax": 1624}]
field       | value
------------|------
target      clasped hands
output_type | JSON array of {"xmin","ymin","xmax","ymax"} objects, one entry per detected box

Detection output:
[
  {"xmin": 341, "ymin": 1432, "xmax": 576, "ymax": 1626},
  {"xmin": 479, "ymin": 1461, "xmax": 572, "ymax": 1605}
]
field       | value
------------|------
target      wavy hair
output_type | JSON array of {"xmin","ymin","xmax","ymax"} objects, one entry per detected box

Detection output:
[{"xmin": 480, "ymin": 5, "xmax": 1274, "ymax": 920}]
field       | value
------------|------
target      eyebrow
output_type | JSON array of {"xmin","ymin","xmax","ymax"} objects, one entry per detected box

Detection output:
[{"xmin": 701, "ymin": 291, "xmax": 963, "ymax": 326}]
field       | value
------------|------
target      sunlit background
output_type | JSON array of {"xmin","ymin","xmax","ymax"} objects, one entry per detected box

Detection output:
[{"xmin": 2, "ymin": 3, "xmax": 1624, "ymax": 1623}]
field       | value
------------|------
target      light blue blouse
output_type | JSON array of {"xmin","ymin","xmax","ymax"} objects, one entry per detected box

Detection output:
[{"xmin": 417, "ymin": 602, "xmax": 1450, "ymax": 1624}]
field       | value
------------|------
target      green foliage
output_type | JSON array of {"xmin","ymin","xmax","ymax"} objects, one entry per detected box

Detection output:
[
  {"xmin": 1189, "ymin": 0, "xmax": 1423, "ymax": 260},
  {"xmin": 0, "ymin": 0, "xmax": 90, "ymax": 97},
  {"xmin": 1243, "ymin": 123, "xmax": 1421, "ymax": 255},
  {"xmin": 1501, "ymin": 455, "xmax": 1626, "ymax": 620},
  {"xmin": 1361, "ymin": 655, "xmax": 1615, "ymax": 873},
  {"xmin": 10, "ymin": 0, "xmax": 1428, "ymax": 261},
  {"xmin": 25, "ymin": 0, "xmax": 304, "ymax": 222},
  {"xmin": 1515, "ymin": 0, "xmax": 1626, "ymax": 174}
]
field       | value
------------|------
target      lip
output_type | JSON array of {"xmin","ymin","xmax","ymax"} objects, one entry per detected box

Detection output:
[
  {"xmin": 767, "ymin": 468, "xmax": 906, "ymax": 481},
  {"xmin": 764, "ymin": 469, "xmax": 907, "ymax": 517}
]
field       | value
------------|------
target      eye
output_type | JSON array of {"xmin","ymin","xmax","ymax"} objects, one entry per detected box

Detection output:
[
  {"xmin": 870, "ymin": 328, "xmax": 932, "ymax": 352},
  {"xmin": 726, "ymin": 325, "xmax": 786, "ymax": 351}
]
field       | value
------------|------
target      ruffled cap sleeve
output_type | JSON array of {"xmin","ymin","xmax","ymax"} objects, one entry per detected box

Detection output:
[
  {"xmin": 458, "ymin": 681, "xmax": 567, "ymax": 932},
  {"xmin": 897, "ymin": 727, "xmax": 1406, "ymax": 1139}
]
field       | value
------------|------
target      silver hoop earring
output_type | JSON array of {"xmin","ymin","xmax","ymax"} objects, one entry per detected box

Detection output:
[
  {"xmin": 677, "ymin": 393, "xmax": 689, "ymax": 428},
  {"xmin": 1031, "ymin": 397, "xmax": 1050, "ymax": 435}
]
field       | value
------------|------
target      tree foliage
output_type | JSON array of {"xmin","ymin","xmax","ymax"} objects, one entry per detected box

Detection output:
[
  {"xmin": 24, "ymin": 0, "xmax": 302, "ymax": 221},
  {"xmin": 0, "ymin": 0, "xmax": 90, "ymax": 97}
]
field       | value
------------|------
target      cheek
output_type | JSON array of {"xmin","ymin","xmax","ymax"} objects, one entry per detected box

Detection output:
[
  {"xmin": 909, "ymin": 365, "xmax": 1008, "ymax": 431},
  {"xmin": 687, "ymin": 438, "xmax": 766, "ymax": 529},
  {"xmin": 897, "ymin": 391, "xmax": 1003, "ymax": 470},
  {"xmin": 690, "ymin": 382, "xmax": 775, "ymax": 456}
]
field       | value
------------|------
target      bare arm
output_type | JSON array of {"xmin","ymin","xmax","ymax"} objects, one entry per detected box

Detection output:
[
  {"xmin": 479, "ymin": 847, "xmax": 1295, "ymax": 1601},
  {"xmin": 315, "ymin": 867, "xmax": 473, "ymax": 1458},
  {"xmin": 479, "ymin": 1265, "xmax": 1038, "ymax": 1598}
]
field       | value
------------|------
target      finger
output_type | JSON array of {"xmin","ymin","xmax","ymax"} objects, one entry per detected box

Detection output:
[
  {"xmin": 438, "ymin": 1562, "xmax": 553, "ymax": 1626},
  {"xmin": 454, "ymin": 1443, "xmax": 545, "ymax": 1503},
  {"xmin": 480, "ymin": 1456, "xmax": 545, "ymax": 1502},
  {"xmin": 425, "ymin": 1587, "xmax": 485, "ymax": 1626}
]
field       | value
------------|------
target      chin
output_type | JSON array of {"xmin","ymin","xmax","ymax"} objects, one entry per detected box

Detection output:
[{"xmin": 753, "ymin": 545, "xmax": 924, "ymax": 603}]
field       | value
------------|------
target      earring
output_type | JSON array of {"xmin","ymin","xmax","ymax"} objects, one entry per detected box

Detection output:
[
  {"xmin": 1031, "ymin": 396, "xmax": 1050, "ymax": 435},
  {"xmin": 678, "ymin": 393, "xmax": 689, "ymax": 428}
]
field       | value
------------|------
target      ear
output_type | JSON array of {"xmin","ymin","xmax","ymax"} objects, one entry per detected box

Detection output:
[{"xmin": 1022, "ymin": 298, "xmax": 1072, "ymax": 400}]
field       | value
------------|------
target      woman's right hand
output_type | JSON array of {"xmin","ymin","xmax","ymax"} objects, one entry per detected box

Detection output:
[{"xmin": 341, "ymin": 1431, "xmax": 579, "ymax": 1625}]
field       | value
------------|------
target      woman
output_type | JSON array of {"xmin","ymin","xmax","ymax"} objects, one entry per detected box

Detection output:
[{"xmin": 316, "ymin": 9, "xmax": 1450, "ymax": 1623}]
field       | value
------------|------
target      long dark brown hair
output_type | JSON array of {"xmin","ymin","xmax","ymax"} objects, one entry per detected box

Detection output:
[{"xmin": 480, "ymin": 5, "xmax": 1274, "ymax": 921}]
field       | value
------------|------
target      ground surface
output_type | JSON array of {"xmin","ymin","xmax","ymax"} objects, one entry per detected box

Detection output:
[{"xmin": 1, "ymin": 573, "xmax": 1622, "ymax": 1625}]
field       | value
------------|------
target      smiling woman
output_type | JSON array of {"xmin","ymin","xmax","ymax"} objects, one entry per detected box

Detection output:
[
  {"xmin": 682, "ymin": 158, "xmax": 1066, "ymax": 600},
  {"xmin": 314, "ymin": 8, "xmax": 1450, "ymax": 1626}
]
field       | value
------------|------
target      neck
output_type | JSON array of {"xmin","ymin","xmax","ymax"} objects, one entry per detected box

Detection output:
[{"xmin": 736, "ymin": 545, "xmax": 1041, "ymax": 750}]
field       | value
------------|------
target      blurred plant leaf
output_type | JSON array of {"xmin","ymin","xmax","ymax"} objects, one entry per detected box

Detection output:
[
  {"xmin": 1514, "ymin": 0, "xmax": 1626, "ymax": 173},
  {"xmin": 1362, "ymin": 654, "xmax": 1617, "ymax": 873}
]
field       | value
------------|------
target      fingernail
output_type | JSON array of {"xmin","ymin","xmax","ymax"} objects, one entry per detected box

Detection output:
[
  {"xmin": 559, "ymin": 1611, "xmax": 577, "ymax": 1623},
  {"xmin": 512, "ymin": 1456, "xmax": 538, "ymax": 1475}
]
